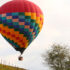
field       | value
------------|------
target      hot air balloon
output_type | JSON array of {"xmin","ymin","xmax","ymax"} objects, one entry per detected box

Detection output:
[{"xmin": 0, "ymin": 0, "xmax": 44, "ymax": 60}]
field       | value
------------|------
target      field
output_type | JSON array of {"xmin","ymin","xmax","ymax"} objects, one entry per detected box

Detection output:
[{"xmin": 0, "ymin": 64, "xmax": 26, "ymax": 70}]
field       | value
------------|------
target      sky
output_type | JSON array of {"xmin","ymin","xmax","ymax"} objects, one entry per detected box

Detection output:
[{"xmin": 0, "ymin": 0, "xmax": 70, "ymax": 70}]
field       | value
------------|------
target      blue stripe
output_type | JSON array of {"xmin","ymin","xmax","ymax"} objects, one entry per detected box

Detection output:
[
  {"xmin": 13, "ymin": 25, "xmax": 19, "ymax": 28},
  {"xmin": 0, "ymin": 15, "xmax": 2, "ymax": 17},
  {"xmin": 12, "ymin": 16, "xmax": 18, "ymax": 19},
  {"xmin": 19, "ymin": 19, "xmax": 25, "ymax": 22},
  {"xmin": 7, "ymin": 23, "xmax": 13, "ymax": 25},
  {"xmin": 2, "ymin": 20, "xmax": 7, "ymax": 23},
  {"xmin": 30, "ymin": 25, "xmax": 34, "ymax": 28},
  {"xmin": 25, "ymin": 22, "xmax": 30, "ymax": 25},
  {"xmin": 19, "ymin": 28, "xmax": 24, "ymax": 31},
  {"xmin": 6, "ymin": 13, "xmax": 12, "ymax": 16},
  {"xmin": 0, "ymin": 18, "xmax": 2, "ymax": 21}
]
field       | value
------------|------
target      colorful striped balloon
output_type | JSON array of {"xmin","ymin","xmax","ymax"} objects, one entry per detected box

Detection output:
[{"xmin": 0, "ymin": 0, "xmax": 44, "ymax": 57}]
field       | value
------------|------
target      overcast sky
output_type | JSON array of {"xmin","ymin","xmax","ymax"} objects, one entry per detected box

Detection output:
[{"xmin": 0, "ymin": 0, "xmax": 70, "ymax": 70}]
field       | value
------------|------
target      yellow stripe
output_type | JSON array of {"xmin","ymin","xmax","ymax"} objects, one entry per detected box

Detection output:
[
  {"xmin": 31, "ymin": 13, "xmax": 36, "ymax": 20},
  {"xmin": 25, "ymin": 12, "xmax": 31, "ymax": 16}
]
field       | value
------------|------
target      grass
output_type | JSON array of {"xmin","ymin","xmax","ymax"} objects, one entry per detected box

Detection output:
[{"xmin": 0, "ymin": 64, "xmax": 26, "ymax": 70}]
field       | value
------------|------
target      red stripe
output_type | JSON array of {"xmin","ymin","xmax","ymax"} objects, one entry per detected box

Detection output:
[
  {"xmin": 0, "ymin": 8, "xmax": 2, "ymax": 14},
  {"xmin": 0, "ymin": 0, "xmax": 43, "ymax": 16}
]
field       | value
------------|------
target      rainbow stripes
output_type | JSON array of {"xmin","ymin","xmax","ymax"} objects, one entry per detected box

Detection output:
[{"xmin": 0, "ymin": 12, "xmax": 43, "ymax": 53}]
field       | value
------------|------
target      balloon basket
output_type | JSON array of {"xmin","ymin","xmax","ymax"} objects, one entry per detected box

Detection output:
[{"xmin": 18, "ymin": 56, "xmax": 23, "ymax": 61}]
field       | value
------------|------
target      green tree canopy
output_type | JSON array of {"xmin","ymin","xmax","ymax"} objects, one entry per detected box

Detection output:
[{"xmin": 43, "ymin": 44, "xmax": 70, "ymax": 70}]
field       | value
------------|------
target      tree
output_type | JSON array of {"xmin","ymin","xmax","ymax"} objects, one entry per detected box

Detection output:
[{"xmin": 43, "ymin": 44, "xmax": 70, "ymax": 70}]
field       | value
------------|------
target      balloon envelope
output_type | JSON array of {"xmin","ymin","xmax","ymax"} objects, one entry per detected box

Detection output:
[{"xmin": 0, "ymin": 0, "xmax": 44, "ymax": 54}]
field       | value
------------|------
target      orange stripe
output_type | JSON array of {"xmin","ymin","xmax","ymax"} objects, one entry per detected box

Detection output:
[
  {"xmin": 2, "ymin": 14, "xmax": 6, "ymax": 17},
  {"xmin": 25, "ymin": 25, "xmax": 30, "ymax": 29},
  {"xmin": 0, "ymin": 24, "xmax": 29, "ymax": 48},
  {"xmin": 7, "ymin": 16, "xmax": 12, "ymax": 19},
  {"xmin": 19, "ymin": 22, "xmax": 25, "ymax": 25},
  {"xmin": 12, "ymin": 19, "xmax": 19, "ymax": 22}
]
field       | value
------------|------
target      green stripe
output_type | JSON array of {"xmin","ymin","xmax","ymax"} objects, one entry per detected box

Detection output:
[
  {"xmin": 25, "ymin": 16, "xmax": 31, "ymax": 19},
  {"xmin": 13, "ymin": 22, "xmax": 19, "ymax": 25},
  {"xmin": 12, "ymin": 12, "xmax": 19, "ymax": 16},
  {"xmin": 2, "ymin": 17, "xmax": 6, "ymax": 20},
  {"xmin": 7, "ymin": 19, "xmax": 12, "ymax": 23},
  {"xmin": 19, "ymin": 12, "xmax": 25, "ymax": 15}
]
